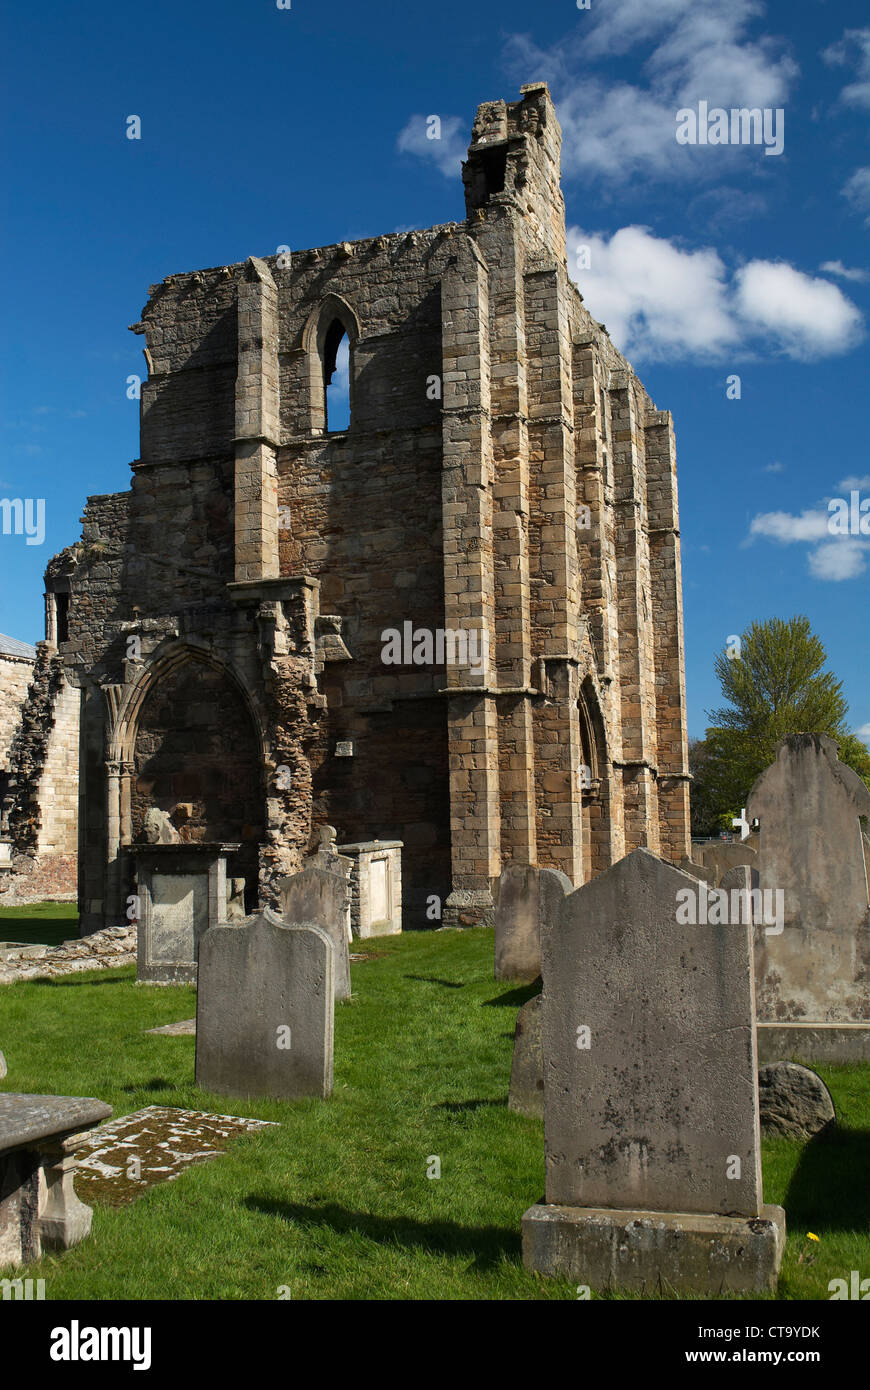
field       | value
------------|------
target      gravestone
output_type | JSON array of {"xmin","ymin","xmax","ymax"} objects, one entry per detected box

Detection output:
[
  {"xmin": 758, "ymin": 1062, "xmax": 835, "ymax": 1140},
  {"xmin": 522, "ymin": 850, "xmax": 785, "ymax": 1293},
  {"xmin": 747, "ymin": 733, "xmax": 870, "ymax": 1062},
  {"xmin": 195, "ymin": 909, "xmax": 334, "ymax": 1100},
  {"xmin": 134, "ymin": 842, "xmax": 240, "ymax": 984},
  {"xmin": 494, "ymin": 863, "xmax": 573, "ymax": 981},
  {"xmin": 699, "ymin": 839, "xmax": 758, "ymax": 881},
  {"xmin": 508, "ymin": 993, "xmax": 543, "ymax": 1119},
  {"xmin": 277, "ymin": 864, "xmax": 351, "ymax": 1000}
]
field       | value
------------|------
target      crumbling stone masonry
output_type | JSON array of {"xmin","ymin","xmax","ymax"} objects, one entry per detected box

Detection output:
[
  {"xmin": 13, "ymin": 83, "xmax": 690, "ymax": 934},
  {"xmin": 1, "ymin": 632, "xmax": 78, "ymax": 903}
]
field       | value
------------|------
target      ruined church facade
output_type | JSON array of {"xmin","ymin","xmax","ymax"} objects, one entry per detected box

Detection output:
[{"xmin": 22, "ymin": 83, "xmax": 690, "ymax": 932}]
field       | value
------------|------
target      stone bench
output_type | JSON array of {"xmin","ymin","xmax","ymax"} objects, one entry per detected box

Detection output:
[{"xmin": 0, "ymin": 1093, "xmax": 112, "ymax": 1267}]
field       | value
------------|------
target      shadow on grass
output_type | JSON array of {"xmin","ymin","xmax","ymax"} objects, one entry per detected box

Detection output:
[
  {"xmin": 41, "ymin": 975, "xmax": 134, "ymax": 988},
  {"xmin": 243, "ymin": 1197, "xmax": 520, "ymax": 1269},
  {"xmin": 0, "ymin": 922, "xmax": 77, "ymax": 949},
  {"xmin": 483, "ymin": 982, "xmax": 540, "ymax": 1008},
  {"xmin": 120, "ymin": 1078, "xmax": 176, "ymax": 1093},
  {"xmin": 404, "ymin": 975, "xmax": 465, "ymax": 989},
  {"xmin": 433, "ymin": 1098, "xmax": 506, "ymax": 1113},
  {"xmin": 783, "ymin": 1127, "xmax": 870, "ymax": 1231}
]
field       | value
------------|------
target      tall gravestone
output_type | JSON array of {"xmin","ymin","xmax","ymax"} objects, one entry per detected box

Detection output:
[
  {"xmin": 195, "ymin": 909, "xmax": 334, "ymax": 1100},
  {"xmin": 747, "ymin": 733, "xmax": 870, "ymax": 1063},
  {"xmin": 522, "ymin": 849, "xmax": 785, "ymax": 1293},
  {"xmin": 277, "ymin": 863, "xmax": 351, "ymax": 1001},
  {"xmin": 494, "ymin": 864, "xmax": 573, "ymax": 981}
]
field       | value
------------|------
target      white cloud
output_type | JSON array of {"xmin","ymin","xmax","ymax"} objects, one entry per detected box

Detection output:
[
  {"xmin": 764, "ymin": 461, "xmax": 785, "ymax": 473},
  {"xmin": 568, "ymin": 225, "xmax": 864, "ymax": 362},
  {"xmin": 843, "ymin": 167, "xmax": 870, "ymax": 223},
  {"xmin": 855, "ymin": 722, "xmax": 870, "ymax": 745},
  {"xmin": 820, "ymin": 259, "xmax": 869, "ymax": 283},
  {"xmin": 734, "ymin": 261, "xmax": 864, "ymax": 360},
  {"xmin": 569, "ymin": 225, "xmax": 736, "ymax": 359},
  {"xmin": 748, "ymin": 505, "xmax": 870, "ymax": 581},
  {"xmin": 823, "ymin": 27, "xmax": 870, "ymax": 108},
  {"xmin": 396, "ymin": 115, "xmax": 466, "ymax": 177},
  {"xmin": 503, "ymin": 0, "xmax": 798, "ymax": 185},
  {"xmin": 749, "ymin": 510, "xmax": 830, "ymax": 543},
  {"xmin": 808, "ymin": 539, "xmax": 868, "ymax": 581},
  {"xmin": 839, "ymin": 475, "xmax": 870, "ymax": 490}
]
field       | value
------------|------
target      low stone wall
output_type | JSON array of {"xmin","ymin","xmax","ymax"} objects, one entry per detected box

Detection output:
[
  {"xmin": 0, "ymin": 853, "xmax": 77, "ymax": 905},
  {"xmin": 0, "ymin": 926, "xmax": 135, "ymax": 985}
]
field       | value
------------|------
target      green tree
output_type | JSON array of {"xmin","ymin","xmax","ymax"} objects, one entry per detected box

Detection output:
[{"xmin": 691, "ymin": 616, "xmax": 870, "ymax": 831}]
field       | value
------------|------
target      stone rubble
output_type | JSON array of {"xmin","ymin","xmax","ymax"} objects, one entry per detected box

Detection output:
[{"xmin": 0, "ymin": 925, "xmax": 136, "ymax": 985}]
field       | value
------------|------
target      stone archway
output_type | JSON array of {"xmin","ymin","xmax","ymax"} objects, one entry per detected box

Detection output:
[{"xmin": 122, "ymin": 651, "xmax": 264, "ymax": 912}]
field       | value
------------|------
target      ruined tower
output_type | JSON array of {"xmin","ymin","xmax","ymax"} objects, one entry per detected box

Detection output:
[{"xmin": 22, "ymin": 83, "xmax": 690, "ymax": 932}]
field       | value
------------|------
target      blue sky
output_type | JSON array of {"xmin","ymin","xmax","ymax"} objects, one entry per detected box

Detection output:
[{"xmin": 1, "ymin": 0, "xmax": 868, "ymax": 741}]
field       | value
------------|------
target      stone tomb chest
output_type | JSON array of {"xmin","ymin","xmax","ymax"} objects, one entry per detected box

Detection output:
[
  {"xmin": 133, "ymin": 843, "xmax": 240, "ymax": 984},
  {"xmin": 338, "ymin": 839, "xmax": 403, "ymax": 938}
]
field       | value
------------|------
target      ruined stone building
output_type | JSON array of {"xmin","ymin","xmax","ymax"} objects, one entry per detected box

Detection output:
[
  {"xmin": 0, "ymin": 630, "xmax": 78, "ymax": 901},
  {"xmin": 5, "ymin": 83, "xmax": 691, "ymax": 932}
]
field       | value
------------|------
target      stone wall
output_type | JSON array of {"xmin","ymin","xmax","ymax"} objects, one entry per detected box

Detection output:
[
  {"xmin": 0, "ymin": 651, "xmax": 34, "ymax": 776},
  {"xmin": 0, "ymin": 643, "xmax": 79, "ymax": 903}
]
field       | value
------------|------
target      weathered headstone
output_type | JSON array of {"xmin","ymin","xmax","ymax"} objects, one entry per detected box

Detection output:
[
  {"xmin": 699, "ymin": 839, "xmax": 758, "ymax": 881},
  {"xmin": 277, "ymin": 864, "xmax": 351, "ymax": 1000},
  {"xmin": 508, "ymin": 993, "xmax": 543, "ymax": 1119},
  {"xmin": 494, "ymin": 863, "xmax": 573, "ymax": 981},
  {"xmin": 758, "ymin": 1062, "xmax": 836, "ymax": 1140},
  {"xmin": 195, "ymin": 909, "xmax": 334, "ymax": 1100},
  {"xmin": 747, "ymin": 733, "xmax": 870, "ymax": 1061},
  {"xmin": 522, "ymin": 849, "xmax": 785, "ymax": 1293},
  {"xmin": 679, "ymin": 855, "xmax": 716, "ymax": 885}
]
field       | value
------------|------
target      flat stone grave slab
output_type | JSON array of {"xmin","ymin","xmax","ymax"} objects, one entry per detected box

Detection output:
[
  {"xmin": 69, "ymin": 1105, "xmax": 275, "ymax": 1207},
  {"xmin": 145, "ymin": 1018, "xmax": 197, "ymax": 1036}
]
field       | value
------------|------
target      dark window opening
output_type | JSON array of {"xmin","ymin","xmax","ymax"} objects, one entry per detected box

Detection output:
[
  {"xmin": 479, "ymin": 147, "xmax": 507, "ymax": 198},
  {"xmin": 56, "ymin": 592, "xmax": 70, "ymax": 645}
]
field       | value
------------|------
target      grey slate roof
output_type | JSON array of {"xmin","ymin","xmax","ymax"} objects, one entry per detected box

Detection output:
[{"xmin": 0, "ymin": 632, "xmax": 37, "ymax": 659}]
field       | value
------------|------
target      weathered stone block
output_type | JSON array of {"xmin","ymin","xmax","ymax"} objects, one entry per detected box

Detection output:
[{"xmin": 521, "ymin": 1202, "xmax": 786, "ymax": 1295}]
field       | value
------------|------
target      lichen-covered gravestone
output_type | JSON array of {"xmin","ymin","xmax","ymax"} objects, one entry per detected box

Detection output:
[
  {"xmin": 758, "ymin": 1062, "xmax": 835, "ymax": 1140},
  {"xmin": 195, "ymin": 910, "xmax": 334, "ymax": 1100},
  {"xmin": 277, "ymin": 863, "xmax": 351, "ymax": 1001},
  {"xmin": 747, "ymin": 733, "xmax": 870, "ymax": 1063},
  {"xmin": 522, "ymin": 849, "xmax": 785, "ymax": 1294},
  {"xmin": 494, "ymin": 864, "xmax": 573, "ymax": 981}
]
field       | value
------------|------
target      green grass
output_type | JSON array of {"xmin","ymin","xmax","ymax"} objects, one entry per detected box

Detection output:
[
  {"xmin": 0, "ymin": 914, "xmax": 867, "ymax": 1300},
  {"xmin": 0, "ymin": 900, "xmax": 78, "ymax": 948}
]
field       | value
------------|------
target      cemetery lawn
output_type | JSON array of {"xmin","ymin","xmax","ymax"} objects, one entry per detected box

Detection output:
[
  {"xmin": 1, "ymin": 919, "xmax": 868, "ymax": 1301},
  {"xmin": 0, "ymin": 900, "xmax": 78, "ymax": 948}
]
